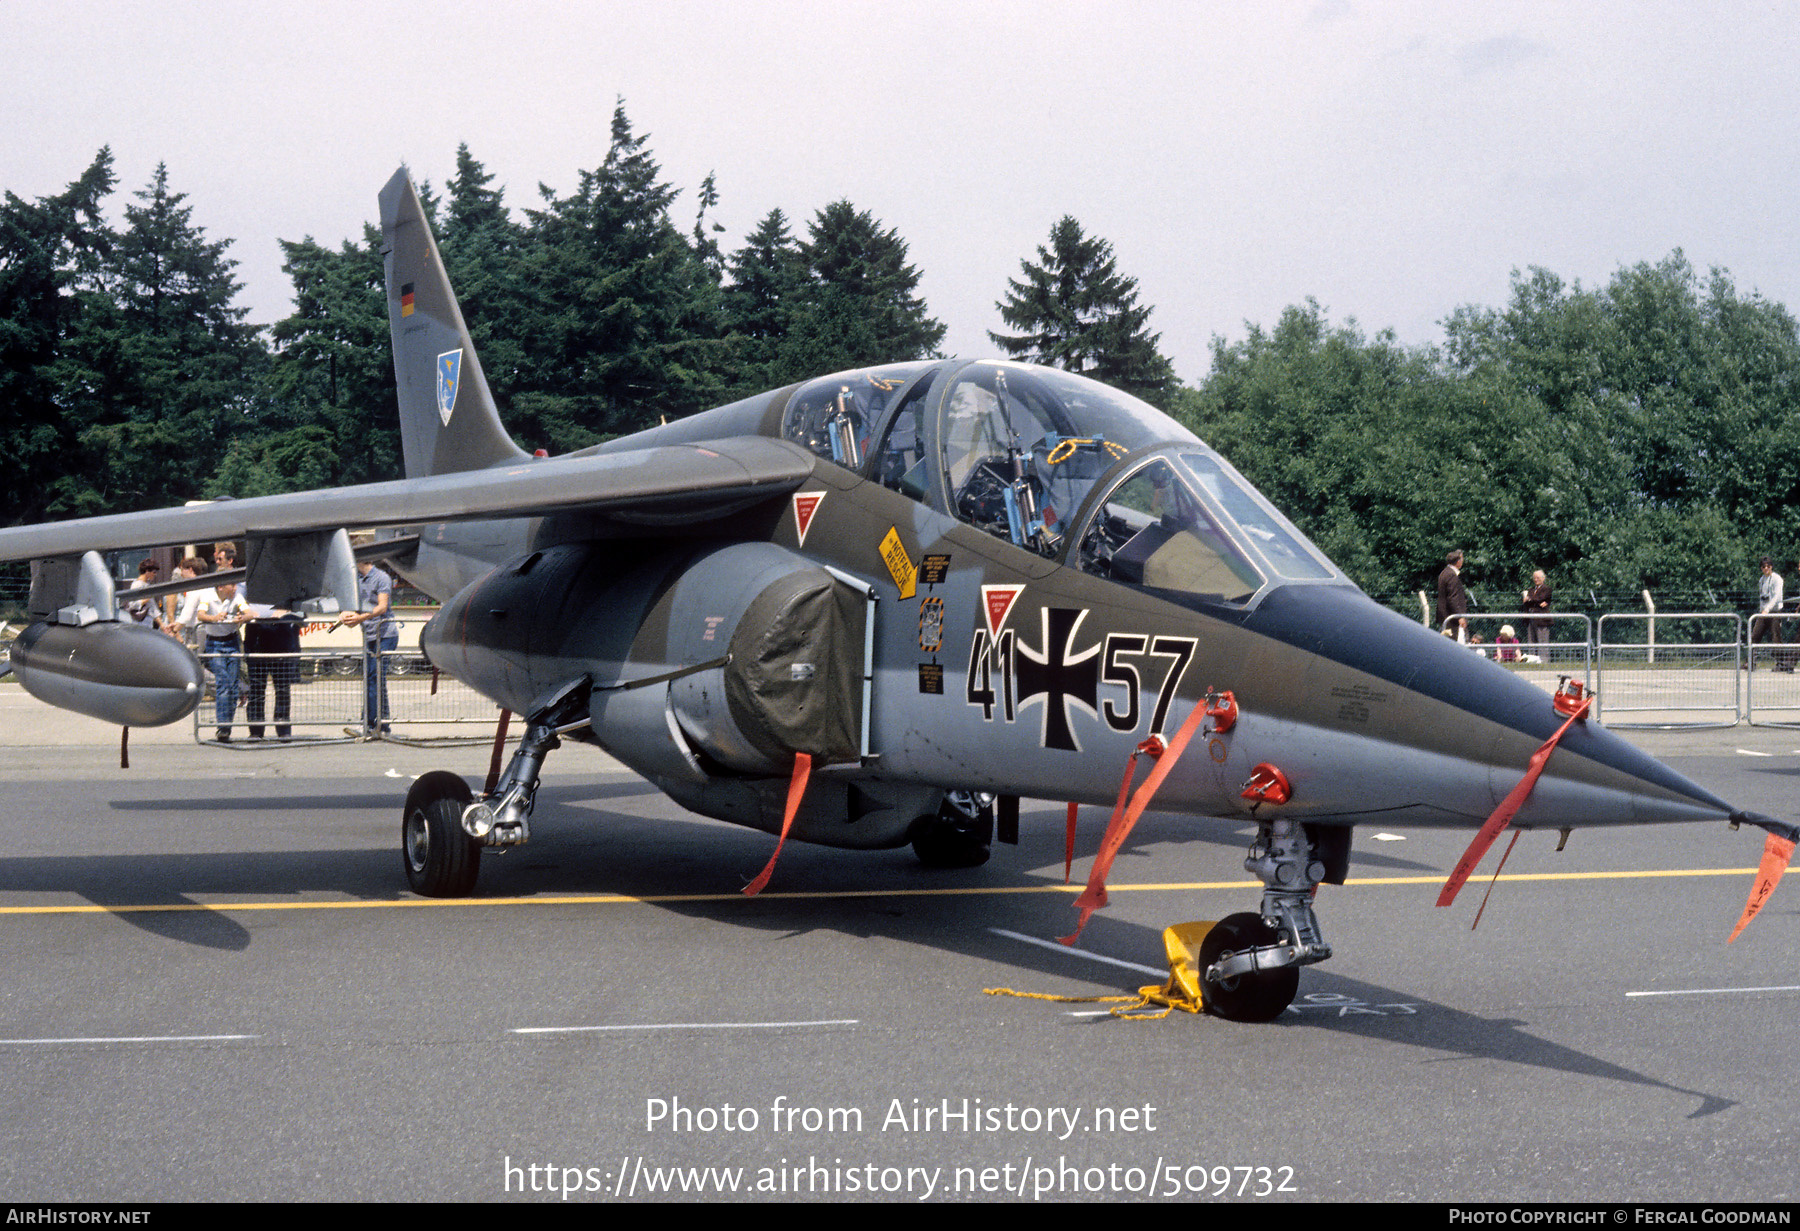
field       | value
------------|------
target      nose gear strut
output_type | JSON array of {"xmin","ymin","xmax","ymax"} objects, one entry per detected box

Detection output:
[{"xmin": 461, "ymin": 676, "xmax": 592, "ymax": 847}]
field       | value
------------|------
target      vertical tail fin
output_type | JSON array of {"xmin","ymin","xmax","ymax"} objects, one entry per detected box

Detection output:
[{"xmin": 379, "ymin": 167, "xmax": 525, "ymax": 479}]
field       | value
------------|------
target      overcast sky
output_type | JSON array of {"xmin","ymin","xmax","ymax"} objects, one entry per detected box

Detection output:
[{"xmin": 6, "ymin": 1, "xmax": 1797, "ymax": 384}]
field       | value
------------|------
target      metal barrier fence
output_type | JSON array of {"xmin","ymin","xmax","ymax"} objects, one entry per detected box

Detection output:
[
  {"xmin": 193, "ymin": 643, "xmax": 497, "ymax": 744},
  {"xmin": 1594, "ymin": 613, "xmax": 1742, "ymax": 728},
  {"xmin": 1745, "ymin": 612, "xmax": 1800, "ymax": 727},
  {"xmin": 1438, "ymin": 612, "xmax": 1592, "ymax": 694}
]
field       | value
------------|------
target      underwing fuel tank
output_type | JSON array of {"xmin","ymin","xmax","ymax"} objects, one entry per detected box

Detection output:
[{"xmin": 9, "ymin": 620, "xmax": 204, "ymax": 727}]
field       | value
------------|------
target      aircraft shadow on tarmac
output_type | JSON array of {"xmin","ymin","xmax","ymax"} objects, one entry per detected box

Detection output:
[
  {"xmin": 5, "ymin": 780, "xmax": 1728, "ymax": 1118},
  {"xmin": 1265, "ymin": 971, "xmax": 1733, "ymax": 1120}
]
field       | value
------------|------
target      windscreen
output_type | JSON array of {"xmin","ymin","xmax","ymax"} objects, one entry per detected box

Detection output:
[
  {"xmin": 1181, "ymin": 452, "xmax": 1336, "ymax": 581},
  {"xmin": 1074, "ymin": 457, "xmax": 1264, "ymax": 603}
]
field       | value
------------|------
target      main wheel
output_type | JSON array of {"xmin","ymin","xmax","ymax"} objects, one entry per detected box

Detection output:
[
  {"xmin": 402, "ymin": 771, "xmax": 481, "ymax": 897},
  {"xmin": 1198, "ymin": 911, "xmax": 1299, "ymax": 1022},
  {"xmin": 910, "ymin": 791, "xmax": 993, "ymax": 868}
]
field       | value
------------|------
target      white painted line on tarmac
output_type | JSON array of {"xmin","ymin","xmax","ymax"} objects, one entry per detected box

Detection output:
[
  {"xmin": 0, "ymin": 1033, "xmax": 258, "ymax": 1045},
  {"xmin": 512, "ymin": 1020, "xmax": 857, "ymax": 1034},
  {"xmin": 1371, "ymin": 832, "xmax": 1406, "ymax": 841},
  {"xmin": 988, "ymin": 927, "xmax": 1166, "ymax": 978},
  {"xmin": 1626, "ymin": 985, "xmax": 1800, "ymax": 998},
  {"xmin": 1735, "ymin": 749, "xmax": 1774, "ymax": 757}
]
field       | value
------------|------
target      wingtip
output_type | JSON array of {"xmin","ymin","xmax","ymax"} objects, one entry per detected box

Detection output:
[{"xmin": 1732, "ymin": 810, "xmax": 1800, "ymax": 844}]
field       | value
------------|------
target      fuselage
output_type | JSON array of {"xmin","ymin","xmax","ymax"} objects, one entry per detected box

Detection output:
[{"xmin": 399, "ymin": 358, "xmax": 1738, "ymax": 850}]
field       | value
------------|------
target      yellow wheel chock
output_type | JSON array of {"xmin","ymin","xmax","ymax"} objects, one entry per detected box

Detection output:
[
  {"xmin": 985, "ymin": 921, "xmax": 1217, "ymax": 1020},
  {"xmin": 1133, "ymin": 920, "xmax": 1216, "ymax": 1015}
]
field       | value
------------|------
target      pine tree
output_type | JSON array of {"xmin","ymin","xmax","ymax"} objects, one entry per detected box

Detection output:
[
  {"xmin": 509, "ymin": 102, "xmax": 726, "ymax": 443},
  {"xmin": 692, "ymin": 171, "xmax": 725, "ymax": 282},
  {"xmin": 59, "ymin": 163, "xmax": 266, "ymax": 512},
  {"xmin": 991, "ymin": 216, "xmax": 1175, "ymax": 406},
  {"xmin": 721, "ymin": 208, "xmax": 805, "ymax": 392},
  {"xmin": 792, "ymin": 200, "xmax": 945, "ymax": 370},
  {"xmin": 260, "ymin": 228, "xmax": 398, "ymax": 489},
  {"xmin": 0, "ymin": 148, "xmax": 115, "ymax": 524},
  {"xmin": 445, "ymin": 143, "xmax": 508, "ymax": 240}
]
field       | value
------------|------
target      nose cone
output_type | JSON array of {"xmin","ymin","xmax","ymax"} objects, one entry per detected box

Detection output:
[
  {"xmin": 1239, "ymin": 585, "xmax": 1737, "ymax": 827},
  {"xmin": 11, "ymin": 620, "xmax": 204, "ymax": 727}
]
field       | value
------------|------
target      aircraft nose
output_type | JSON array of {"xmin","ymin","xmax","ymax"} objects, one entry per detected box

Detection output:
[{"xmin": 1239, "ymin": 584, "xmax": 1738, "ymax": 827}]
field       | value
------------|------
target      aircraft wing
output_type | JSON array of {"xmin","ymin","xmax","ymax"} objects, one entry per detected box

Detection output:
[{"xmin": 0, "ymin": 436, "xmax": 812, "ymax": 562}]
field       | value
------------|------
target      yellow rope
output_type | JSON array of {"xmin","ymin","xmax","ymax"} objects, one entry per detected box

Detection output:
[
  {"xmin": 981, "ymin": 922, "xmax": 1218, "ymax": 1021},
  {"xmin": 982, "ymin": 984, "xmax": 1195, "ymax": 1021}
]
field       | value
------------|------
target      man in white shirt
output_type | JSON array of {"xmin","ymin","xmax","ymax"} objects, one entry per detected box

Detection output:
[
  {"xmin": 196, "ymin": 579, "xmax": 249, "ymax": 741},
  {"xmin": 123, "ymin": 559, "xmax": 161, "ymax": 627},
  {"xmin": 166, "ymin": 557, "xmax": 208, "ymax": 645},
  {"xmin": 1756, "ymin": 557, "xmax": 1795, "ymax": 673}
]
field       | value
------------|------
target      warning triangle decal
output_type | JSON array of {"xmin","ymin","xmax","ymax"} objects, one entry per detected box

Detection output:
[
  {"xmin": 792, "ymin": 492, "xmax": 826, "ymax": 548},
  {"xmin": 981, "ymin": 584, "xmax": 1024, "ymax": 637}
]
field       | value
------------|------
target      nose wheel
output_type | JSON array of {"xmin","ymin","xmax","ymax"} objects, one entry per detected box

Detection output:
[
  {"xmin": 1197, "ymin": 912, "xmax": 1300, "ymax": 1022},
  {"xmin": 402, "ymin": 770, "xmax": 481, "ymax": 897},
  {"xmin": 399, "ymin": 677, "xmax": 593, "ymax": 898}
]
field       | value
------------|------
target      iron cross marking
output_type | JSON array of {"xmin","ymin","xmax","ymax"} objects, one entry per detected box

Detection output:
[{"xmin": 1016, "ymin": 606, "xmax": 1100, "ymax": 751}]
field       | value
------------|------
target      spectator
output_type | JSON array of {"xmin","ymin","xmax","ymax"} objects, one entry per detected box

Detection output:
[
  {"xmin": 195, "ymin": 578, "xmax": 249, "ymax": 742},
  {"xmin": 1436, "ymin": 550, "xmax": 1470, "ymax": 643},
  {"xmin": 244, "ymin": 605, "xmax": 302, "ymax": 741},
  {"xmin": 340, "ymin": 556, "xmax": 397, "ymax": 738},
  {"xmin": 165, "ymin": 557, "xmax": 209, "ymax": 645},
  {"xmin": 214, "ymin": 542, "xmax": 244, "ymax": 601},
  {"xmin": 124, "ymin": 559, "xmax": 161, "ymax": 628},
  {"xmin": 1522, "ymin": 570, "xmax": 1552, "ymax": 648},
  {"xmin": 1755, "ymin": 557, "xmax": 1785, "ymax": 670}
]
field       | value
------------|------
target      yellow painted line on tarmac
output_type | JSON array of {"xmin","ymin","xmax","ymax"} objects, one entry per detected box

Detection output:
[
  {"xmin": 1342, "ymin": 868, "xmax": 1758, "ymax": 885},
  {"xmin": 0, "ymin": 866, "xmax": 1764, "ymax": 918}
]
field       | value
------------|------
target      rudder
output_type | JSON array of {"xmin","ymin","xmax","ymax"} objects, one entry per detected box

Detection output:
[{"xmin": 379, "ymin": 167, "xmax": 526, "ymax": 479}]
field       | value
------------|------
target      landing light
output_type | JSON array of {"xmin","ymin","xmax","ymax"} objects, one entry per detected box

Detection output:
[{"xmin": 461, "ymin": 801, "xmax": 496, "ymax": 839}]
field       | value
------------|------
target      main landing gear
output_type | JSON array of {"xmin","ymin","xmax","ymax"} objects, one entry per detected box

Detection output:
[
  {"xmin": 1200, "ymin": 818, "xmax": 1344, "ymax": 1021},
  {"xmin": 910, "ymin": 790, "xmax": 995, "ymax": 868},
  {"xmin": 400, "ymin": 677, "xmax": 591, "ymax": 898}
]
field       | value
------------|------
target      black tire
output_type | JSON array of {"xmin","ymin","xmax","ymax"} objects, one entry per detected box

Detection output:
[
  {"xmin": 910, "ymin": 791, "xmax": 993, "ymax": 868},
  {"xmin": 402, "ymin": 770, "xmax": 481, "ymax": 897},
  {"xmin": 1198, "ymin": 911, "xmax": 1299, "ymax": 1022}
]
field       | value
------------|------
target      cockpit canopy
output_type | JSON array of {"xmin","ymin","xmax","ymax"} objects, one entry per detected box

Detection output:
[{"xmin": 781, "ymin": 358, "xmax": 1343, "ymax": 606}]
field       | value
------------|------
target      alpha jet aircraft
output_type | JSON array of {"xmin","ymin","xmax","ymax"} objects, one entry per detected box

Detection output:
[{"xmin": 3, "ymin": 170, "xmax": 1793, "ymax": 1021}]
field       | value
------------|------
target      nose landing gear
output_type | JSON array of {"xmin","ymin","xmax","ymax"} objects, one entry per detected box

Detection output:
[
  {"xmin": 399, "ymin": 677, "xmax": 592, "ymax": 898},
  {"xmin": 1201, "ymin": 819, "xmax": 1344, "ymax": 1021}
]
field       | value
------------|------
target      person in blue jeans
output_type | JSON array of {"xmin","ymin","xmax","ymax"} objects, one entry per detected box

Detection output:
[
  {"xmin": 341, "ymin": 560, "xmax": 396, "ymax": 737},
  {"xmin": 195, "ymin": 579, "xmax": 249, "ymax": 742}
]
